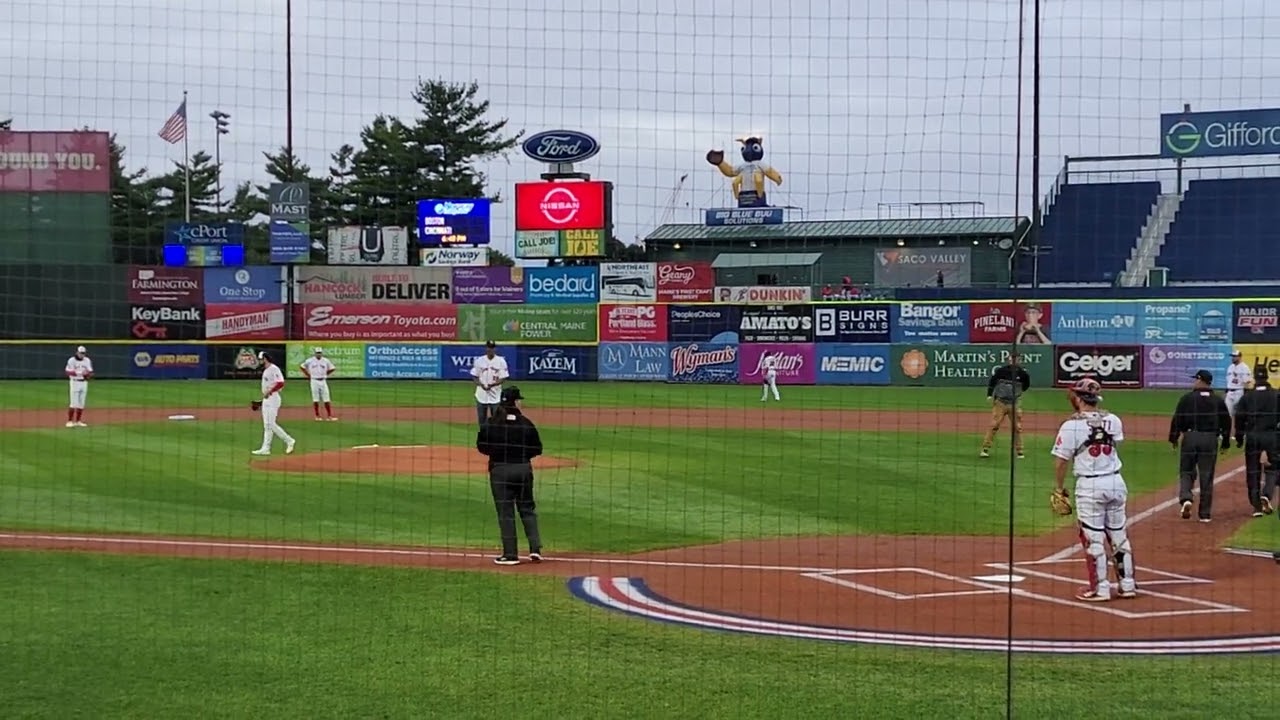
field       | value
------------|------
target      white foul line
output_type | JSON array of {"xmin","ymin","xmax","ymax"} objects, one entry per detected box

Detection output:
[{"xmin": 1036, "ymin": 465, "xmax": 1246, "ymax": 563}]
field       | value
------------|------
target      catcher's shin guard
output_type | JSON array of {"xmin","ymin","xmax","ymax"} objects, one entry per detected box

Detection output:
[
  {"xmin": 1107, "ymin": 528, "xmax": 1136, "ymax": 593},
  {"xmin": 1077, "ymin": 524, "xmax": 1109, "ymax": 595}
]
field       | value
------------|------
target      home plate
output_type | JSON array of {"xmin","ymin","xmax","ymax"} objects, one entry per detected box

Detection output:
[
  {"xmin": 167, "ymin": 415, "xmax": 196, "ymax": 421},
  {"xmin": 971, "ymin": 574, "xmax": 1025, "ymax": 583}
]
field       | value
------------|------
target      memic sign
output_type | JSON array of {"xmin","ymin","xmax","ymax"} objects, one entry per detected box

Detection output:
[{"xmin": 821, "ymin": 355, "xmax": 885, "ymax": 373}]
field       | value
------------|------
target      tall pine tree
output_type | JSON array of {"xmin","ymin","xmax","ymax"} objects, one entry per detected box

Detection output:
[
  {"xmin": 155, "ymin": 150, "xmax": 220, "ymax": 222},
  {"xmin": 107, "ymin": 134, "xmax": 165, "ymax": 263}
]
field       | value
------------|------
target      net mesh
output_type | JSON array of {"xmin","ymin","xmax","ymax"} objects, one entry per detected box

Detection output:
[{"xmin": 1, "ymin": 0, "xmax": 1278, "ymax": 717}]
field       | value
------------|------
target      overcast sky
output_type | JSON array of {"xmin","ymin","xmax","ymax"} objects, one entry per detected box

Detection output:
[{"xmin": 5, "ymin": 0, "xmax": 1280, "ymax": 256}]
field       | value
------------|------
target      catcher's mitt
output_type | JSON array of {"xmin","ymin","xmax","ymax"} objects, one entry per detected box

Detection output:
[
  {"xmin": 1050, "ymin": 488, "xmax": 1073, "ymax": 516},
  {"xmin": 250, "ymin": 400, "xmax": 263, "ymax": 411}
]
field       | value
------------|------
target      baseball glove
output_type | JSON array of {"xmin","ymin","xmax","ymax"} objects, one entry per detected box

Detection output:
[
  {"xmin": 1050, "ymin": 488, "xmax": 1073, "ymax": 516},
  {"xmin": 250, "ymin": 400, "xmax": 263, "ymax": 411}
]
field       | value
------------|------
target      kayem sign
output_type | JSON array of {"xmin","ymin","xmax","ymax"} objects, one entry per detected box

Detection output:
[
  {"xmin": 656, "ymin": 261, "xmax": 714, "ymax": 302},
  {"xmin": 1054, "ymin": 345, "xmax": 1143, "ymax": 388},
  {"xmin": 0, "ymin": 130, "xmax": 111, "ymax": 193},
  {"xmin": 299, "ymin": 304, "xmax": 458, "ymax": 341},
  {"xmin": 295, "ymin": 267, "xmax": 453, "ymax": 304},
  {"xmin": 127, "ymin": 266, "xmax": 202, "ymax": 305},
  {"xmin": 205, "ymin": 304, "xmax": 287, "ymax": 340},
  {"xmin": 598, "ymin": 304, "xmax": 667, "ymax": 342},
  {"xmin": 514, "ymin": 180, "xmax": 611, "ymax": 232}
]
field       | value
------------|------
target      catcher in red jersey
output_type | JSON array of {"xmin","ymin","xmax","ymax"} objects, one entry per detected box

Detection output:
[{"xmin": 1050, "ymin": 378, "xmax": 1138, "ymax": 602}]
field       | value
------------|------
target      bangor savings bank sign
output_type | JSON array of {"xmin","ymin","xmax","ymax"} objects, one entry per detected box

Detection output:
[{"xmin": 1161, "ymin": 107, "xmax": 1280, "ymax": 158}]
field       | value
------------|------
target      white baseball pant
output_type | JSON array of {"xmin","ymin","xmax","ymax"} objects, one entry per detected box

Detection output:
[
  {"xmin": 68, "ymin": 379, "xmax": 88, "ymax": 409},
  {"xmin": 310, "ymin": 379, "xmax": 331, "ymax": 403},
  {"xmin": 1074, "ymin": 473, "xmax": 1136, "ymax": 599},
  {"xmin": 1225, "ymin": 390, "xmax": 1243, "ymax": 418},
  {"xmin": 259, "ymin": 395, "xmax": 295, "ymax": 452},
  {"xmin": 761, "ymin": 370, "xmax": 780, "ymax": 401}
]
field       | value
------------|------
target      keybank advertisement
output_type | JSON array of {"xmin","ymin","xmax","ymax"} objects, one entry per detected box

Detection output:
[
  {"xmin": 598, "ymin": 342, "xmax": 670, "ymax": 381},
  {"xmin": 285, "ymin": 343, "xmax": 366, "ymax": 379},
  {"xmin": 815, "ymin": 344, "xmax": 891, "ymax": 385},
  {"xmin": 516, "ymin": 346, "xmax": 599, "ymax": 381},
  {"xmin": 363, "ymin": 344, "xmax": 442, "ymax": 379},
  {"xmin": 890, "ymin": 344, "xmax": 1054, "ymax": 387},
  {"xmin": 1142, "ymin": 344, "xmax": 1233, "ymax": 388},
  {"xmin": 1052, "ymin": 302, "xmax": 1142, "ymax": 344},
  {"xmin": 523, "ymin": 266, "xmax": 599, "ymax": 304},
  {"xmin": 891, "ymin": 303, "xmax": 969, "ymax": 343},
  {"xmin": 128, "ymin": 344, "xmax": 206, "ymax": 379},
  {"xmin": 440, "ymin": 344, "xmax": 489, "ymax": 381}
]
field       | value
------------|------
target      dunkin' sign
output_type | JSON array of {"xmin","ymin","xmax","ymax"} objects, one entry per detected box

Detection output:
[{"xmin": 656, "ymin": 261, "xmax": 714, "ymax": 303}]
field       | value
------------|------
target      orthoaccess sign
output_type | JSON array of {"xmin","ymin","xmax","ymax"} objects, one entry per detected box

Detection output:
[{"xmin": 1054, "ymin": 345, "xmax": 1143, "ymax": 388}]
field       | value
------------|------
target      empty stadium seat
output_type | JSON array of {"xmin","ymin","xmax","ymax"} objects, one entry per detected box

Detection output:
[
  {"xmin": 1158, "ymin": 177, "xmax": 1280, "ymax": 282},
  {"xmin": 1017, "ymin": 181, "xmax": 1160, "ymax": 285}
]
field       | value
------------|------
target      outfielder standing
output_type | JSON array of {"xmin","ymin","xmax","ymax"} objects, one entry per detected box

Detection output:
[
  {"xmin": 300, "ymin": 347, "xmax": 338, "ymax": 421},
  {"xmin": 1050, "ymin": 378, "xmax": 1137, "ymax": 602},
  {"xmin": 760, "ymin": 353, "xmax": 780, "ymax": 402},
  {"xmin": 981, "ymin": 354, "xmax": 1031, "ymax": 459},
  {"xmin": 64, "ymin": 345, "xmax": 93, "ymax": 427},
  {"xmin": 251, "ymin": 352, "xmax": 296, "ymax": 457},
  {"xmin": 1225, "ymin": 350, "xmax": 1252, "ymax": 440}
]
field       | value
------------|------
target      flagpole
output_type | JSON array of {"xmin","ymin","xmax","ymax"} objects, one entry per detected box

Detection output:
[{"xmin": 183, "ymin": 90, "xmax": 191, "ymax": 222}]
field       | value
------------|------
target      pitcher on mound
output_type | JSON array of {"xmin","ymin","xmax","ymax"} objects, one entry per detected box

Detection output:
[{"xmin": 1050, "ymin": 378, "xmax": 1138, "ymax": 602}]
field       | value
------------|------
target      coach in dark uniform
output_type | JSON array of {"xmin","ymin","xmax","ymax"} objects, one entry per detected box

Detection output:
[
  {"xmin": 1234, "ymin": 364, "xmax": 1280, "ymax": 516},
  {"xmin": 476, "ymin": 385, "xmax": 544, "ymax": 566},
  {"xmin": 1168, "ymin": 369, "xmax": 1232, "ymax": 522}
]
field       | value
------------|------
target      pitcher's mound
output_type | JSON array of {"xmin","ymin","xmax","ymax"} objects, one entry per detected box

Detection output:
[{"xmin": 257, "ymin": 445, "xmax": 579, "ymax": 475}]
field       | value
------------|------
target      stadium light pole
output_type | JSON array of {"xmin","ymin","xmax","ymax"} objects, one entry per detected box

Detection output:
[
  {"xmin": 286, "ymin": 0, "xmax": 294, "ymax": 155},
  {"xmin": 210, "ymin": 111, "xmax": 231, "ymax": 209}
]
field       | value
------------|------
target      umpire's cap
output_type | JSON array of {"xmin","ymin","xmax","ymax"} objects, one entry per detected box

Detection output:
[
  {"xmin": 500, "ymin": 385, "xmax": 524, "ymax": 405},
  {"xmin": 1255, "ymin": 364, "xmax": 1271, "ymax": 384},
  {"xmin": 1192, "ymin": 369, "xmax": 1213, "ymax": 385}
]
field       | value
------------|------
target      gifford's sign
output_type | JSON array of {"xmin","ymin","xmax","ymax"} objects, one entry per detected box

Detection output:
[{"xmin": 521, "ymin": 130, "xmax": 601, "ymax": 165}]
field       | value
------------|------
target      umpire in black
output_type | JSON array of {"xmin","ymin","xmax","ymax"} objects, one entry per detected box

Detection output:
[
  {"xmin": 1168, "ymin": 369, "xmax": 1232, "ymax": 522},
  {"xmin": 1234, "ymin": 364, "xmax": 1279, "ymax": 516},
  {"xmin": 476, "ymin": 385, "xmax": 544, "ymax": 566}
]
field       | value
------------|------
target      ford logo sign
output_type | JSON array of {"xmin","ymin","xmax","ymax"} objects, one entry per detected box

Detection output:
[{"xmin": 521, "ymin": 130, "xmax": 601, "ymax": 164}]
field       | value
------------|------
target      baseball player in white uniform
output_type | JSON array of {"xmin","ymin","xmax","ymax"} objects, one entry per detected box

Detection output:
[
  {"xmin": 252, "ymin": 352, "xmax": 296, "ymax": 456},
  {"xmin": 64, "ymin": 345, "xmax": 93, "ymax": 427},
  {"xmin": 760, "ymin": 353, "xmax": 780, "ymax": 402},
  {"xmin": 1225, "ymin": 349, "xmax": 1252, "ymax": 441},
  {"xmin": 1051, "ymin": 378, "xmax": 1137, "ymax": 602},
  {"xmin": 300, "ymin": 347, "xmax": 338, "ymax": 421},
  {"xmin": 471, "ymin": 341, "xmax": 510, "ymax": 428}
]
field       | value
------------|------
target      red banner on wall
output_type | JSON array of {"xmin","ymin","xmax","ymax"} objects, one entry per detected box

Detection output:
[
  {"xmin": 656, "ymin": 261, "xmax": 714, "ymax": 303},
  {"xmin": 297, "ymin": 303, "xmax": 458, "ymax": 341},
  {"xmin": 968, "ymin": 301, "xmax": 1055, "ymax": 344},
  {"xmin": 599, "ymin": 304, "xmax": 668, "ymax": 342},
  {"xmin": 0, "ymin": 131, "xmax": 111, "ymax": 193},
  {"xmin": 206, "ymin": 304, "xmax": 287, "ymax": 340}
]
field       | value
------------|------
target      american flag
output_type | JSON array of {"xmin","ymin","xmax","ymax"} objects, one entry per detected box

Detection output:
[{"xmin": 158, "ymin": 99, "xmax": 187, "ymax": 144}]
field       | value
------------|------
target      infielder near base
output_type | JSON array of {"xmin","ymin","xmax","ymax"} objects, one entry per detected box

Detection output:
[
  {"xmin": 64, "ymin": 345, "xmax": 93, "ymax": 427},
  {"xmin": 1050, "ymin": 378, "xmax": 1137, "ymax": 602},
  {"xmin": 252, "ymin": 351, "xmax": 296, "ymax": 456},
  {"xmin": 300, "ymin": 347, "xmax": 338, "ymax": 421}
]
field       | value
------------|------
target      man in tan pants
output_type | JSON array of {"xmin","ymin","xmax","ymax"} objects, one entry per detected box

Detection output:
[{"xmin": 982, "ymin": 353, "xmax": 1032, "ymax": 459}]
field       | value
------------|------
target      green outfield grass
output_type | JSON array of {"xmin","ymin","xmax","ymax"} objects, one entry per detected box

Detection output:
[
  {"xmin": 0, "ymin": 378, "xmax": 1188, "ymax": 415},
  {"xmin": 0, "ymin": 551, "xmax": 1269, "ymax": 720},
  {"xmin": 0, "ymin": 411, "xmax": 1184, "ymax": 550},
  {"xmin": 1226, "ymin": 511, "xmax": 1280, "ymax": 553}
]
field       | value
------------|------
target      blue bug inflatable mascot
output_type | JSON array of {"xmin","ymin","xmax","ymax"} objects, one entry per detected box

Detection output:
[{"xmin": 706, "ymin": 136, "xmax": 783, "ymax": 208}]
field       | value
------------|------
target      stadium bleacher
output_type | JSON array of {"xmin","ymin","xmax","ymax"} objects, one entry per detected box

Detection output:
[
  {"xmin": 1023, "ymin": 181, "xmax": 1161, "ymax": 285},
  {"xmin": 1157, "ymin": 177, "xmax": 1280, "ymax": 282}
]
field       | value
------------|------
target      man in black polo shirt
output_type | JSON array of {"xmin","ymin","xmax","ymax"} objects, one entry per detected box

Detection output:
[
  {"xmin": 1234, "ymin": 364, "xmax": 1280, "ymax": 517},
  {"xmin": 476, "ymin": 385, "xmax": 545, "ymax": 566},
  {"xmin": 1168, "ymin": 369, "xmax": 1232, "ymax": 522}
]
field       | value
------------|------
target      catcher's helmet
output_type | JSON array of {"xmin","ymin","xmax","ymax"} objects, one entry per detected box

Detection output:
[{"xmin": 1070, "ymin": 378, "xmax": 1103, "ymax": 404}]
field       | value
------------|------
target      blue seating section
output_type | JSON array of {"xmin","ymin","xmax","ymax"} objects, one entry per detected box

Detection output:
[
  {"xmin": 1158, "ymin": 177, "xmax": 1280, "ymax": 282},
  {"xmin": 1018, "ymin": 181, "xmax": 1160, "ymax": 285}
]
